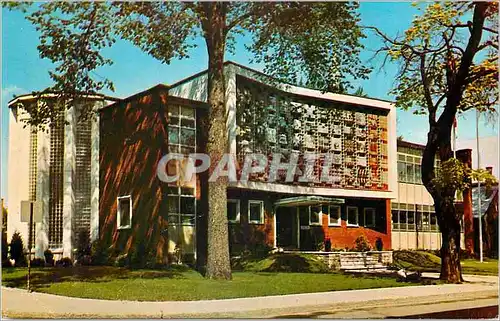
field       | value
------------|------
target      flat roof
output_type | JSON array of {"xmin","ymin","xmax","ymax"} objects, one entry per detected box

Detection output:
[{"xmin": 8, "ymin": 92, "xmax": 119, "ymax": 107}]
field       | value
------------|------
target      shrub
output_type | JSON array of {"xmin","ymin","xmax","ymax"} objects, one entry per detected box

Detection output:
[
  {"xmin": 9, "ymin": 232, "xmax": 27, "ymax": 267},
  {"xmin": 375, "ymin": 238, "xmax": 384, "ymax": 251},
  {"xmin": 263, "ymin": 253, "xmax": 330, "ymax": 273},
  {"xmin": 75, "ymin": 230, "xmax": 91, "ymax": 263},
  {"xmin": 90, "ymin": 240, "xmax": 111, "ymax": 266},
  {"xmin": 55, "ymin": 257, "xmax": 73, "ymax": 267},
  {"xmin": 30, "ymin": 258, "xmax": 45, "ymax": 267},
  {"xmin": 44, "ymin": 249, "xmax": 54, "ymax": 266},
  {"xmin": 354, "ymin": 235, "xmax": 372, "ymax": 252},
  {"xmin": 2, "ymin": 232, "xmax": 10, "ymax": 267},
  {"xmin": 77, "ymin": 255, "xmax": 92, "ymax": 266}
]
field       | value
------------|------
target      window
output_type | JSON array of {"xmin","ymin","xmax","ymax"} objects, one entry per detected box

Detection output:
[
  {"xmin": 398, "ymin": 161, "xmax": 407, "ymax": 182},
  {"xmin": 392, "ymin": 210, "xmax": 400, "ymax": 230},
  {"xmin": 167, "ymin": 187, "xmax": 196, "ymax": 226},
  {"xmin": 422, "ymin": 213, "xmax": 430, "ymax": 231},
  {"xmin": 168, "ymin": 104, "xmax": 196, "ymax": 152},
  {"xmin": 117, "ymin": 196, "xmax": 132, "ymax": 229},
  {"xmin": 329, "ymin": 205, "xmax": 341, "ymax": 226},
  {"xmin": 249, "ymin": 200, "xmax": 264, "ymax": 224},
  {"xmin": 310, "ymin": 206, "xmax": 322, "ymax": 225},
  {"xmin": 399, "ymin": 211, "xmax": 407, "ymax": 230},
  {"xmin": 227, "ymin": 199, "xmax": 240, "ymax": 223},
  {"xmin": 407, "ymin": 211, "xmax": 415, "ymax": 231},
  {"xmin": 346, "ymin": 206, "xmax": 359, "ymax": 226},
  {"xmin": 364, "ymin": 208, "xmax": 376, "ymax": 227},
  {"xmin": 430, "ymin": 213, "xmax": 438, "ymax": 231},
  {"xmin": 406, "ymin": 163, "xmax": 415, "ymax": 183}
]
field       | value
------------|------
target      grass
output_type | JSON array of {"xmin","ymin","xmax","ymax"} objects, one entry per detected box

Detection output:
[
  {"xmin": 1, "ymin": 265, "xmax": 412, "ymax": 301},
  {"xmin": 393, "ymin": 250, "xmax": 498, "ymax": 276}
]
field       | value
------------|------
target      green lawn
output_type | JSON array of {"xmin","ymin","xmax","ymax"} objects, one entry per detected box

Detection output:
[
  {"xmin": 2, "ymin": 266, "xmax": 412, "ymax": 301},
  {"xmin": 393, "ymin": 250, "xmax": 498, "ymax": 276},
  {"xmin": 461, "ymin": 259, "xmax": 499, "ymax": 276}
]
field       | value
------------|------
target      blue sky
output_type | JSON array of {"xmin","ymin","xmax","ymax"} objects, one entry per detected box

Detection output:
[{"xmin": 1, "ymin": 2, "xmax": 497, "ymax": 205}]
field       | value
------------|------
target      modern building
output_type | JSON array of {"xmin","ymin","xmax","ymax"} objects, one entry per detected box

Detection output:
[
  {"xmin": 6, "ymin": 93, "xmax": 117, "ymax": 259},
  {"xmin": 97, "ymin": 62, "xmax": 397, "ymax": 264},
  {"xmin": 7, "ymin": 62, "xmax": 481, "ymax": 264}
]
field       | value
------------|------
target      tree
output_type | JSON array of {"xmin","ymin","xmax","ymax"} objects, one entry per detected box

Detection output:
[
  {"xmin": 7, "ymin": 2, "xmax": 368, "ymax": 279},
  {"xmin": 369, "ymin": 2, "xmax": 498, "ymax": 282},
  {"xmin": 10, "ymin": 231, "xmax": 27, "ymax": 267}
]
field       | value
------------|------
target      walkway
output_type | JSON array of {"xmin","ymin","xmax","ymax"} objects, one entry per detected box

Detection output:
[{"xmin": 2, "ymin": 274, "xmax": 498, "ymax": 318}]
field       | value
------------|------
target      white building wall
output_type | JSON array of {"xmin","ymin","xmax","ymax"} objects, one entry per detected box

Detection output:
[
  {"xmin": 6, "ymin": 108, "xmax": 30, "ymax": 244},
  {"xmin": 35, "ymin": 129, "xmax": 50, "ymax": 258}
]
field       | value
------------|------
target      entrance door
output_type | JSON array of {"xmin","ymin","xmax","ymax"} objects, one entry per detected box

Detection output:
[
  {"xmin": 276, "ymin": 207, "xmax": 298, "ymax": 249},
  {"xmin": 299, "ymin": 206, "xmax": 312, "ymax": 250}
]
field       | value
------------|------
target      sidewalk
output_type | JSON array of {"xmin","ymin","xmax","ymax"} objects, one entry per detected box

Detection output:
[{"xmin": 2, "ymin": 274, "xmax": 498, "ymax": 319}]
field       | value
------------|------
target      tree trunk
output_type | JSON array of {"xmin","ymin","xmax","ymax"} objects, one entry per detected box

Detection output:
[
  {"xmin": 201, "ymin": 3, "xmax": 232, "ymax": 280},
  {"xmin": 422, "ymin": 119, "xmax": 463, "ymax": 283},
  {"xmin": 435, "ymin": 195, "xmax": 463, "ymax": 283}
]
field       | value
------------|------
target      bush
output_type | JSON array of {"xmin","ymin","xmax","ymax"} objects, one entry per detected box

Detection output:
[
  {"xmin": 55, "ymin": 257, "xmax": 73, "ymax": 267},
  {"xmin": 76, "ymin": 255, "xmax": 92, "ymax": 266},
  {"xmin": 75, "ymin": 230, "xmax": 91, "ymax": 263},
  {"xmin": 90, "ymin": 240, "xmax": 111, "ymax": 266},
  {"xmin": 2, "ymin": 232, "xmax": 10, "ymax": 267},
  {"xmin": 30, "ymin": 257, "xmax": 45, "ymax": 267},
  {"xmin": 9, "ymin": 232, "xmax": 27, "ymax": 267},
  {"xmin": 375, "ymin": 238, "xmax": 384, "ymax": 251},
  {"xmin": 354, "ymin": 235, "xmax": 372, "ymax": 252},
  {"xmin": 44, "ymin": 249, "xmax": 54, "ymax": 266}
]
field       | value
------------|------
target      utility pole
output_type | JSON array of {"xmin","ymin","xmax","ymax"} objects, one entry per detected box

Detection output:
[{"xmin": 476, "ymin": 109, "xmax": 483, "ymax": 263}]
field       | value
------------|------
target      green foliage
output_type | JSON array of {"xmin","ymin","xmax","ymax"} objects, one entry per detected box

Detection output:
[
  {"xmin": 432, "ymin": 158, "xmax": 498, "ymax": 193},
  {"xmin": 2, "ymin": 231, "xmax": 10, "ymax": 267},
  {"xmin": 248, "ymin": 2, "xmax": 370, "ymax": 93},
  {"xmin": 90, "ymin": 240, "xmax": 112, "ymax": 266},
  {"xmin": 30, "ymin": 258, "xmax": 45, "ymax": 267},
  {"xmin": 232, "ymin": 253, "xmax": 330, "ymax": 273},
  {"xmin": 432, "ymin": 158, "xmax": 471, "ymax": 193},
  {"xmin": 75, "ymin": 230, "xmax": 91, "ymax": 263},
  {"xmin": 354, "ymin": 235, "xmax": 372, "ymax": 252},
  {"xmin": 374, "ymin": 2, "xmax": 498, "ymax": 115},
  {"xmin": 471, "ymin": 168, "xmax": 498, "ymax": 190},
  {"xmin": 7, "ymin": 2, "xmax": 369, "ymax": 127},
  {"xmin": 55, "ymin": 257, "xmax": 73, "ymax": 268},
  {"xmin": 44, "ymin": 249, "xmax": 54, "ymax": 266},
  {"xmin": 9, "ymin": 232, "xmax": 26, "ymax": 267}
]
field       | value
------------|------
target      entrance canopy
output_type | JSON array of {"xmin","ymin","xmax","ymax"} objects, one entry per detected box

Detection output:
[{"xmin": 274, "ymin": 196, "xmax": 344, "ymax": 207}]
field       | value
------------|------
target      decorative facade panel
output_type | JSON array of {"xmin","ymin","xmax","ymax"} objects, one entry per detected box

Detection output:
[
  {"xmin": 236, "ymin": 76, "xmax": 389, "ymax": 191},
  {"xmin": 74, "ymin": 113, "xmax": 92, "ymax": 242},
  {"xmin": 49, "ymin": 115, "xmax": 64, "ymax": 248}
]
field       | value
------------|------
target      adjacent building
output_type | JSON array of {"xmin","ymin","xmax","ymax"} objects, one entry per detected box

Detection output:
[{"xmin": 7, "ymin": 93, "xmax": 117, "ymax": 259}]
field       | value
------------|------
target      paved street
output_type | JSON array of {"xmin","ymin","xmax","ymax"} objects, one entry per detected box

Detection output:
[{"xmin": 2, "ymin": 274, "xmax": 498, "ymax": 319}]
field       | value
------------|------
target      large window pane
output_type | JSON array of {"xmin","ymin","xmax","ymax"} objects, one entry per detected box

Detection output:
[
  {"xmin": 168, "ymin": 126, "xmax": 179, "ymax": 145},
  {"xmin": 310, "ymin": 206, "xmax": 321, "ymax": 225},
  {"xmin": 407, "ymin": 211, "xmax": 415, "ymax": 231},
  {"xmin": 227, "ymin": 200, "xmax": 240, "ymax": 223},
  {"xmin": 399, "ymin": 211, "xmax": 407, "ymax": 230},
  {"xmin": 406, "ymin": 163, "xmax": 415, "ymax": 183},
  {"xmin": 364, "ymin": 208, "xmax": 375, "ymax": 227},
  {"xmin": 180, "ymin": 197, "xmax": 195, "ymax": 214},
  {"xmin": 180, "ymin": 128, "xmax": 196, "ymax": 146},
  {"xmin": 249, "ymin": 201, "xmax": 264, "ymax": 224},
  {"xmin": 167, "ymin": 196, "xmax": 179, "ymax": 213},
  {"xmin": 398, "ymin": 162, "xmax": 406, "ymax": 182},
  {"xmin": 329, "ymin": 206, "xmax": 340, "ymax": 225},
  {"xmin": 415, "ymin": 164, "xmax": 422, "ymax": 184},
  {"xmin": 392, "ymin": 210, "xmax": 399, "ymax": 230},
  {"xmin": 347, "ymin": 207, "xmax": 358, "ymax": 226}
]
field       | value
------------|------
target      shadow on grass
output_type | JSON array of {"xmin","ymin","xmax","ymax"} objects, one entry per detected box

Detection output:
[{"xmin": 2, "ymin": 265, "xmax": 193, "ymax": 290}]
